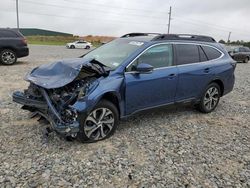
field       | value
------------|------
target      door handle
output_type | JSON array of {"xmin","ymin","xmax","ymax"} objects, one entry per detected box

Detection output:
[
  {"xmin": 168, "ymin": 73, "xmax": 176, "ymax": 77},
  {"xmin": 204, "ymin": 68, "xmax": 210, "ymax": 73},
  {"xmin": 167, "ymin": 73, "xmax": 176, "ymax": 79}
]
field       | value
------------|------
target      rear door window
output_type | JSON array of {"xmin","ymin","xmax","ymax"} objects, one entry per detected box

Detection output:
[
  {"xmin": 201, "ymin": 46, "xmax": 222, "ymax": 60},
  {"xmin": 175, "ymin": 44, "xmax": 200, "ymax": 65}
]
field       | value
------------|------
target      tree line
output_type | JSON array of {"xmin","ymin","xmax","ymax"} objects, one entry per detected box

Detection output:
[{"xmin": 219, "ymin": 39, "xmax": 250, "ymax": 48}]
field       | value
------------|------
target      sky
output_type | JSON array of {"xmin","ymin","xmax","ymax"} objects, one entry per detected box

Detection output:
[{"xmin": 0, "ymin": 0, "xmax": 250, "ymax": 41}]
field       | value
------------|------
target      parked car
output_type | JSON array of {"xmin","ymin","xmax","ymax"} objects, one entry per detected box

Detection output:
[
  {"xmin": 13, "ymin": 33, "xmax": 236, "ymax": 143},
  {"xmin": 229, "ymin": 46, "xmax": 250, "ymax": 63},
  {"xmin": 66, "ymin": 40, "xmax": 92, "ymax": 49},
  {"xmin": 0, "ymin": 28, "xmax": 29, "ymax": 65}
]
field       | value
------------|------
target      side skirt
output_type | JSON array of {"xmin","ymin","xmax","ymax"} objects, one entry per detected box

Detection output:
[{"xmin": 121, "ymin": 97, "xmax": 198, "ymax": 120}]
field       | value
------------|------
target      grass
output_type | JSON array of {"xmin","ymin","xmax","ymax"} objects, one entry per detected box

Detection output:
[
  {"xmin": 26, "ymin": 35, "xmax": 115, "ymax": 47},
  {"xmin": 28, "ymin": 40, "xmax": 67, "ymax": 46},
  {"xmin": 27, "ymin": 35, "xmax": 78, "ymax": 46}
]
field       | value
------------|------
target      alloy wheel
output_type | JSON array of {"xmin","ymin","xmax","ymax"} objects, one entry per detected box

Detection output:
[
  {"xmin": 1, "ymin": 51, "xmax": 16, "ymax": 65},
  {"xmin": 84, "ymin": 108, "xmax": 115, "ymax": 141},
  {"xmin": 203, "ymin": 86, "xmax": 219, "ymax": 111}
]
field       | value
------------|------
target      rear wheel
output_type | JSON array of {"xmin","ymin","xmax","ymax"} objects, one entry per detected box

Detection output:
[
  {"xmin": 243, "ymin": 57, "xmax": 249, "ymax": 63},
  {"xmin": 197, "ymin": 83, "xmax": 221, "ymax": 113},
  {"xmin": 0, "ymin": 49, "xmax": 17, "ymax": 65},
  {"xmin": 78, "ymin": 100, "xmax": 119, "ymax": 143}
]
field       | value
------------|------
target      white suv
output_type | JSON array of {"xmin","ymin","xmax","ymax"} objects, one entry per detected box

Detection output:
[{"xmin": 66, "ymin": 41, "xmax": 92, "ymax": 49}]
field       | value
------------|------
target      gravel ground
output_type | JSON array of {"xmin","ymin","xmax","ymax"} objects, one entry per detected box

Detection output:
[{"xmin": 0, "ymin": 45, "xmax": 249, "ymax": 188}]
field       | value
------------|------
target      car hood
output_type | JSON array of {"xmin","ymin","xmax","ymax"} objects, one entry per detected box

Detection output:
[{"xmin": 25, "ymin": 58, "xmax": 109, "ymax": 89}]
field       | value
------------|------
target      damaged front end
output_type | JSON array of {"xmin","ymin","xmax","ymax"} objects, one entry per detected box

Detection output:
[{"xmin": 12, "ymin": 58, "xmax": 109, "ymax": 136}]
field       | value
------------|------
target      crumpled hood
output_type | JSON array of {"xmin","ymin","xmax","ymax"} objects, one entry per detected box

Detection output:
[{"xmin": 25, "ymin": 58, "xmax": 108, "ymax": 89}]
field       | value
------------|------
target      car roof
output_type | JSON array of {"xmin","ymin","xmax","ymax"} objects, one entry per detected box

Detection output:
[
  {"xmin": 118, "ymin": 34, "xmax": 226, "ymax": 53},
  {"xmin": 121, "ymin": 33, "xmax": 217, "ymax": 44},
  {"xmin": 120, "ymin": 36, "xmax": 157, "ymax": 42}
]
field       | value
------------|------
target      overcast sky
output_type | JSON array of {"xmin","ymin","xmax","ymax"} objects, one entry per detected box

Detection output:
[{"xmin": 0, "ymin": 0, "xmax": 250, "ymax": 41}]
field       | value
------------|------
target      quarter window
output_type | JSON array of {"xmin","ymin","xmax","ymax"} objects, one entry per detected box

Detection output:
[
  {"xmin": 202, "ymin": 46, "xmax": 222, "ymax": 60},
  {"xmin": 0, "ymin": 30, "xmax": 18, "ymax": 38},
  {"xmin": 127, "ymin": 44, "xmax": 173, "ymax": 71},
  {"xmin": 175, "ymin": 44, "xmax": 200, "ymax": 65}
]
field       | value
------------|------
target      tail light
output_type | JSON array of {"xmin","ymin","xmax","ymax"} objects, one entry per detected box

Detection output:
[
  {"xmin": 231, "ymin": 61, "xmax": 237, "ymax": 70},
  {"xmin": 22, "ymin": 38, "xmax": 28, "ymax": 45}
]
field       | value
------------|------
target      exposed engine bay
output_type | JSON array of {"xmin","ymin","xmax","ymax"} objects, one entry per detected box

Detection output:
[
  {"xmin": 13, "ymin": 58, "xmax": 109, "ymax": 136},
  {"xmin": 26, "ymin": 78, "xmax": 94, "ymax": 121}
]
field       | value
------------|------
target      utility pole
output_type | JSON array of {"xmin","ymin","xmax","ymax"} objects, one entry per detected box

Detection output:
[
  {"xmin": 16, "ymin": 0, "xmax": 19, "ymax": 29},
  {"xmin": 167, "ymin": 6, "xmax": 172, "ymax": 34},
  {"xmin": 227, "ymin": 32, "xmax": 231, "ymax": 43}
]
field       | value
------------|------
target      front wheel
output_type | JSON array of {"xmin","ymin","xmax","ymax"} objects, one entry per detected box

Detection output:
[
  {"xmin": 85, "ymin": 45, "xmax": 90, "ymax": 49},
  {"xmin": 70, "ymin": 45, "xmax": 75, "ymax": 49},
  {"xmin": 77, "ymin": 100, "xmax": 119, "ymax": 143},
  {"xmin": 197, "ymin": 83, "xmax": 221, "ymax": 113}
]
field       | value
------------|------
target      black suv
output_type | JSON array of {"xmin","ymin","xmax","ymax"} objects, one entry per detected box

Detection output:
[
  {"xmin": 0, "ymin": 28, "xmax": 29, "ymax": 65},
  {"xmin": 229, "ymin": 46, "xmax": 250, "ymax": 63}
]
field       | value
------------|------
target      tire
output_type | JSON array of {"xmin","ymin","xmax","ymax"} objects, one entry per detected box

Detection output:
[
  {"xmin": 70, "ymin": 45, "xmax": 75, "ymax": 49},
  {"xmin": 85, "ymin": 45, "xmax": 90, "ymax": 49},
  {"xmin": 0, "ymin": 49, "xmax": 17, "ymax": 65},
  {"xmin": 243, "ymin": 57, "xmax": 249, "ymax": 63},
  {"xmin": 77, "ymin": 100, "xmax": 119, "ymax": 143},
  {"xmin": 197, "ymin": 83, "xmax": 221, "ymax": 113}
]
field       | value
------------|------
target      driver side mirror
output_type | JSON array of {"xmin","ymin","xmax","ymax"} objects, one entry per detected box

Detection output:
[{"xmin": 132, "ymin": 63, "xmax": 154, "ymax": 73}]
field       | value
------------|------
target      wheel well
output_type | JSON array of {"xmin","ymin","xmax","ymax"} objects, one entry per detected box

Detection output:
[
  {"xmin": 0, "ymin": 47, "xmax": 16, "ymax": 53},
  {"xmin": 101, "ymin": 92, "xmax": 120, "ymax": 115},
  {"xmin": 211, "ymin": 79, "xmax": 224, "ymax": 96}
]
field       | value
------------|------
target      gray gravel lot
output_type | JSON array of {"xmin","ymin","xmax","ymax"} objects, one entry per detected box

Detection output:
[{"xmin": 0, "ymin": 45, "xmax": 250, "ymax": 187}]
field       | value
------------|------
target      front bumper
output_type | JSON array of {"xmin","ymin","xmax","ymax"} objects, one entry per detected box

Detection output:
[{"xmin": 12, "ymin": 90, "xmax": 80, "ymax": 135}]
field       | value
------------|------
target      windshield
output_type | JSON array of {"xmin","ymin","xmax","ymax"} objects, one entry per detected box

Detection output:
[{"xmin": 82, "ymin": 38, "xmax": 144, "ymax": 69}]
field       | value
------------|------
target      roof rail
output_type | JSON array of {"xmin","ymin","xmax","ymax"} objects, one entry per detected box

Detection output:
[
  {"xmin": 121, "ymin": 33, "xmax": 161, "ymax": 38},
  {"xmin": 152, "ymin": 34, "xmax": 216, "ymax": 43}
]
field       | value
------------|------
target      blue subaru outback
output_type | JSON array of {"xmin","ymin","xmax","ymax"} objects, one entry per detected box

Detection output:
[{"xmin": 13, "ymin": 33, "xmax": 236, "ymax": 142}]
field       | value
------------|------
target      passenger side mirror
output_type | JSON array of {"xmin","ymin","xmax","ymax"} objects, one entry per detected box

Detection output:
[{"xmin": 133, "ymin": 63, "xmax": 154, "ymax": 73}]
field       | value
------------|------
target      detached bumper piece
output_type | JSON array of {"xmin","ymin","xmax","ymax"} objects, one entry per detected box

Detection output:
[
  {"xmin": 13, "ymin": 91, "xmax": 47, "ymax": 109},
  {"xmin": 12, "ymin": 90, "xmax": 79, "ymax": 135}
]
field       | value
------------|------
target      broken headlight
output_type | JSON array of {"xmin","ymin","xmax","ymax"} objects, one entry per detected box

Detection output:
[{"xmin": 78, "ymin": 80, "xmax": 99, "ymax": 99}]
